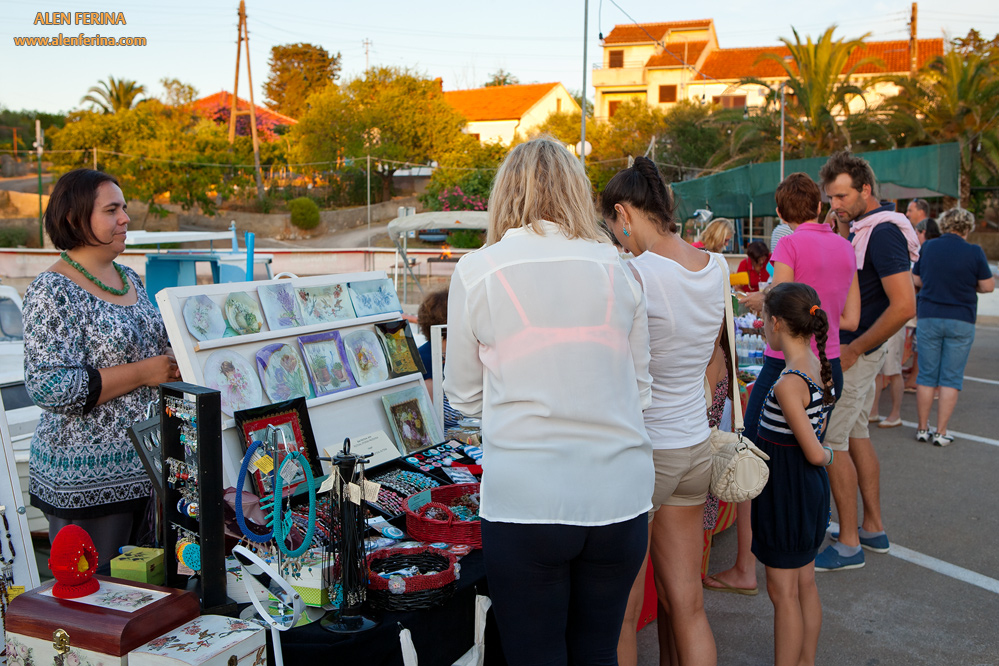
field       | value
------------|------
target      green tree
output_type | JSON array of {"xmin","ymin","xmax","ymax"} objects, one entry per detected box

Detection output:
[
  {"xmin": 80, "ymin": 76, "xmax": 147, "ymax": 113},
  {"xmin": 264, "ymin": 43, "xmax": 342, "ymax": 118},
  {"xmin": 484, "ymin": 69, "xmax": 519, "ymax": 87},
  {"xmin": 290, "ymin": 67, "xmax": 469, "ymax": 200},
  {"xmin": 49, "ymin": 100, "xmax": 279, "ymax": 217},
  {"xmin": 658, "ymin": 101, "xmax": 724, "ymax": 179},
  {"xmin": 886, "ymin": 48, "xmax": 999, "ymax": 206},
  {"xmin": 160, "ymin": 78, "xmax": 199, "ymax": 106},
  {"xmin": 0, "ymin": 108, "xmax": 66, "ymax": 154},
  {"xmin": 742, "ymin": 26, "xmax": 882, "ymax": 157}
]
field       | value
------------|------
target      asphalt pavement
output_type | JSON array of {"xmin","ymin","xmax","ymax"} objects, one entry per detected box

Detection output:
[{"xmin": 637, "ymin": 323, "xmax": 999, "ymax": 665}]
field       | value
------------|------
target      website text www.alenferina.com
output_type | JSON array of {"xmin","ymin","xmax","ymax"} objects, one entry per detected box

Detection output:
[{"xmin": 13, "ymin": 11, "xmax": 146, "ymax": 47}]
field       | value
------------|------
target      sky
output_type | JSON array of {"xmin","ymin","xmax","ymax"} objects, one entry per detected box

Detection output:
[{"xmin": 2, "ymin": 0, "xmax": 997, "ymax": 115}]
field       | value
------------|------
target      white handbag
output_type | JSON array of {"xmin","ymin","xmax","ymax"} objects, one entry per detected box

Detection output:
[{"xmin": 706, "ymin": 255, "xmax": 770, "ymax": 503}]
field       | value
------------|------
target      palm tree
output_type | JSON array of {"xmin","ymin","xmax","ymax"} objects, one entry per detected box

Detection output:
[
  {"xmin": 80, "ymin": 76, "xmax": 146, "ymax": 113},
  {"xmin": 742, "ymin": 26, "xmax": 883, "ymax": 157},
  {"xmin": 886, "ymin": 49, "xmax": 999, "ymax": 206}
]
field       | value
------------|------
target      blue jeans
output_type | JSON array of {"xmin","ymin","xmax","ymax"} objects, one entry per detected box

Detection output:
[
  {"xmin": 745, "ymin": 355, "xmax": 844, "ymax": 444},
  {"xmin": 916, "ymin": 317, "xmax": 975, "ymax": 390}
]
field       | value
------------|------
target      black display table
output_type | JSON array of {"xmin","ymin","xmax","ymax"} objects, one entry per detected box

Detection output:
[{"xmin": 281, "ymin": 550, "xmax": 504, "ymax": 666}]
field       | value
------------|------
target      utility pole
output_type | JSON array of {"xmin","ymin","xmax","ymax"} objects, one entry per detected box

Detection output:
[
  {"xmin": 908, "ymin": 2, "xmax": 919, "ymax": 75},
  {"xmin": 580, "ymin": 0, "xmax": 588, "ymax": 167},
  {"xmin": 93, "ymin": 147, "xmax": 97, "ymax": 170},
  {"xmin": 33, "ymin": 120, "xmax": 43, "ymax": 246},
  {"xmin": 229, "ymin": 0, "xmax": 264, "ymax": 200},
  {"xmin": 362, "ymin": 38, "xmax": 372, "ymax": 71}
]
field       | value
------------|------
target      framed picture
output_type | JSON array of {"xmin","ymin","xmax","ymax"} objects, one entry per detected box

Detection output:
[
  {"xmin": 381, "ymin": 386, "xmax": 443, "ymax": 455},
  {"xmin": 298, "ymin": 330, "xmax": 358, "ymax": 396},
  {"xmin": 342, "ymin": 329, "xmax": 389, "ymax": 386},
  {"xmin": 256, "ymin": 343, "xmax": 314, "ymax": 402},
  {"xmin": 233, "ymin": 398, "xmax": 322, "ymax": 498},
  {"xmin": 348, "ymin": 279, "xmax": 402, "ymax": 317},
  {"xmin": 375, "ymin": 320, "xmax": 426, "ymax": 378}
]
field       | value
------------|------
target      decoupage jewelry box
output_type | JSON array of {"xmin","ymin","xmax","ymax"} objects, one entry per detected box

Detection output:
[
  {"xmin": 129, "ymin": 615, "xmax": 266, "ymax": 666},
  {"xmin": 5, "ymin": 576, "xmax": 200, "ymax": 665}
]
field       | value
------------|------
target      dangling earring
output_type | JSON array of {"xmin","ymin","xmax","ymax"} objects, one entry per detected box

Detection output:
[{"xmin": 623, "ymin": 226, "xmax": 631, "ymax": 237}]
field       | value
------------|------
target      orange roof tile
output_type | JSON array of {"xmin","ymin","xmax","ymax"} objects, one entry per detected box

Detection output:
[
  {"xmin": 604, "ymin": 20, "xmax": 712, "ymax": 45},
  {"xmin": 444, "ymin": 83, "xmax": 566, "ymax": 122},
  {"xmin": 191, "ymin": 91, "xmax": 298, "ymax": 126},
  {"xmin": 696, "ymin": 38, "xmax": 944, "ymax": 80},
  {"xmin": 646, "ymin": 40, "xmax": 709, "ymax": 68}
]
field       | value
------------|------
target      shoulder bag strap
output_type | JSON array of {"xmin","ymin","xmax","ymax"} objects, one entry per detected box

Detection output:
[{"xmin": 713, "ymin": 254, "xmax": 742, "ymax": 433}]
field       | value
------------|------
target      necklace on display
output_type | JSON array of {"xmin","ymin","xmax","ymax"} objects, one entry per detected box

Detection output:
[
  {"xmin": 0, "ymin": 506, "xmax": 14, "ymax": 585},
  {"xmin": 60, "ymin": 252, "xmax": 130, "ymax": 296}
]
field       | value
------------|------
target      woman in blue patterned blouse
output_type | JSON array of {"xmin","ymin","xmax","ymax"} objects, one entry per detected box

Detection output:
[{"xmin": 24, "ymin": 169, "xmax": 180, "ymax": 565}]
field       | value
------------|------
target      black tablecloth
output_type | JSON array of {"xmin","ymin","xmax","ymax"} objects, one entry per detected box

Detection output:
[{"xmin": 281, "ymin": 550, "xmax": 505, "ymax": 666}]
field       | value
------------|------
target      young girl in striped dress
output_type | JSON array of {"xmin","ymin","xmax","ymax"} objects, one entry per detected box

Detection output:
[{"xmin": 752, "ymin": 282, "xmax": 836, "ymax": 666}]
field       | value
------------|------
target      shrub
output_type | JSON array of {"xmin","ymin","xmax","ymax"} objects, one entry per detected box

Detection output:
[
  {"xmin": 288, "ymin": 197, "xmax": 320, "ymax": 230},
  {"xmin": 449, "ymin": 229, "xmax": 485, "ymax": 249},
  {"xmin": 0, "ymin": 227, "xmax": 29, "ymax": 247}
]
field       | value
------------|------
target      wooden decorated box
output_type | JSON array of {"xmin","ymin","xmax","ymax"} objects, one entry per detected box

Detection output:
[
  {"xmin": 111, "ymin": 548, "xmax": 166, "ymax": 586},
  {"xmin": 129, "ymin": 615, "xmax": 266, "ymax": 666},
  {"xmin": 5, "ymin": 576, "xmax": 200, "ymax": 666}
]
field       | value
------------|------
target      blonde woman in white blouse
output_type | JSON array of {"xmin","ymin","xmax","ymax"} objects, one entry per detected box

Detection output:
[{"xmin": 444, "ymin": 136, "xmax": 655, "ymax": 664}]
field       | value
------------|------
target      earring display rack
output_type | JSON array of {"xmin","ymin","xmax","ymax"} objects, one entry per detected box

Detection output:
[{"xmin": 159, "ymin": 382, "xmax": 228, "ymax": 611}]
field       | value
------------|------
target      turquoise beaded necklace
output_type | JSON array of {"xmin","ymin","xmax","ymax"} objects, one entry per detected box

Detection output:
[{"xmin": 60, "ymin": 252, "xmax": 130, "ymax": 296}]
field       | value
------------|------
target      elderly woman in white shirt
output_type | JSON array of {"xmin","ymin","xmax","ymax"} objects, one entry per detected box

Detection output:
[{"xmin": 444, "ymin": 136, "xmax": 654, "ymax": 664}]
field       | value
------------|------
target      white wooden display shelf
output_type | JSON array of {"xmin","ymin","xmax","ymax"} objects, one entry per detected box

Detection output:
[{"xmin": 157, "ymin": 271, "xmax": 441, "ymax": 489}]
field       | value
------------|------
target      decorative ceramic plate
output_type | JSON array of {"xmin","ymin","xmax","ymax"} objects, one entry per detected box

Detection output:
[
  {"xmin": 182, "ymin": 295, "xmax": 226, "ymax": 341},
  {"xmin": 224, "ymin": 292, "xmax": 265, "ymax": 335},
  {"xmin": 297, "ymin": 283, "xmax": 355, "ymax": 325},
  {"xmin": 347, "ymin": 279, "xmax": 402, "ymax": 317},
  {"xmin": 258, "ymin": 283, "xmax": 304, "ymax": 330},
  {"xmin": 203, "ymin": 350, "xmax": 264, "ymax": 416},
  {"xmin": 256, "ymin": 343, "xmax": 313, "ymax": 402},
  {"xmin": 342, "ymin": 329, "xmax": 390, "ymax": 386},
  {"xmin": 375, "ymin": 320, "xmax": 426, "ymax": 377},
  {"xmin": 298, "ymin": 331, "xmax": 358, "ymax": 396}
]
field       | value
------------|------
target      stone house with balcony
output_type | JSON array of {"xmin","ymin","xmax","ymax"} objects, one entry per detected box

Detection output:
[
  {"xmin": 593, "ymin": 18, "xmax": 943, "ymax": 120},
  {"xmin": 444, "ymin": 82, "xmax": 580, "ymax": 144}
]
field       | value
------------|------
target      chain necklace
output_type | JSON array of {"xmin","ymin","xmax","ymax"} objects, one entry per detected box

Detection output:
[
  {"xmin": 0, "ymin": 507, "xmax": 13, "ymax": 585},
  {"xmin": 60, "ymin": 252, "xmax": 130, "ymax": 296}
]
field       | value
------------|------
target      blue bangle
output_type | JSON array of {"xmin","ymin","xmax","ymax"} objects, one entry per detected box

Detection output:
[
  {"xmin": 235, "ymin": 441, "xmax": 274, "ymax": 543},
  {"xmin": 822, "ymin": 446, "xmax": 834, "ymax": 467}
]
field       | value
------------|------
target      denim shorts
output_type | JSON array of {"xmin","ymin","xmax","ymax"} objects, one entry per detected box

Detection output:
[{"xmin": 916, "ymin": 317, "xmax": 976, "ymax": 390}]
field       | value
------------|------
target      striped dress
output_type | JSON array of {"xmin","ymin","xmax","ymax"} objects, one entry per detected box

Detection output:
[{"xmin": 750, "ymin": 369, "xmax": 832, "ymax": 569}]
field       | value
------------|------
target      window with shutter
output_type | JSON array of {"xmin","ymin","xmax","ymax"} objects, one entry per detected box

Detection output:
[
  {"xmin": 659, "ymin": 85, "xmax": 677, "ymax": 103},
  {"xmin": 608, "ymin": 101, "xmax": 621, "ymax": 117},
  {"xmin": 609, "ymin": 50, "xmax": 624, "ymax": 68}
]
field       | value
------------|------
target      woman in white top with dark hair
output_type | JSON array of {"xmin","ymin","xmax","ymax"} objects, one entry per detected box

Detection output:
[
  {"xmin": 603, "ymin": 156, "xmax": 722, "ymax": 666},
  {"xmin": 444, "ymin": 136, "xmax": 655, "ymax": 664}
]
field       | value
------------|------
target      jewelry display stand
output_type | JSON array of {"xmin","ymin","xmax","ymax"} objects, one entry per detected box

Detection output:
[
  {"xmin": 156, "ymin": 272, "xmax": 440, "ymax": 490},
  {"xmin": 159, "ymin": 382, "xmax": 228, "ymax": 611},
  {"xmin": 0, "ymin": 400, "xmax": 42, "ymax": 635}
]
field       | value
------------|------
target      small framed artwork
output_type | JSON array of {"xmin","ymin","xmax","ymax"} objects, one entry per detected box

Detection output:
[
  {"xmin": 375, "ymin": 320, "xmax": 426, "ymax": 378},
  {"xmin": 348, "ymin": 279, "xmax": 402, "ymax": 317},
  {"xmin": 256, "ymin": 343, "xmax": 314, "ymax": 402},
  {"xmin": 298, "ymin": 330, "xmax": 358, "ymax": 396},
  {"xmin": 296, "ymin": 283, "xmax": 355, "ymax": 325},
  {"xmin": 381, "ymin": 386, "xmax": 443, "ymax": 455},
  {"xmin": 233, "ymin": 397, "xmax": 322, "ymax": 497},
  {"xmin": 258, "ymin": 282, "xmax": 304, "ymax": 329}
]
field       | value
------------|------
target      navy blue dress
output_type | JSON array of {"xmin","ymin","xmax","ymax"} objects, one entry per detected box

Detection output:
[{"xmin": 751, "ymin": 369, "xmax": 831, "ymax": 569}]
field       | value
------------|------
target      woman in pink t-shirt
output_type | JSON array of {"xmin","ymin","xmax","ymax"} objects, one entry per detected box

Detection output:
[{"xmin": 703, "ymin": 173, "xmax": 859, "ymax": 595}]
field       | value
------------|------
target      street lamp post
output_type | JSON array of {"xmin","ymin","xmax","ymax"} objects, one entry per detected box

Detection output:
[
  {"xmin": 580, "ymin": 0, "xmax": 588, "ymax": 167},
  {"xmin": 779, "ymin": 82, "xmax": 786, "ymax": 182}
]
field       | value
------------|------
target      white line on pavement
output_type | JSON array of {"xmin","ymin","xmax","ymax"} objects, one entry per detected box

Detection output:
[
  {"xmin": 900, "ymin": 420, "xmax": 999, "ymax": 447},
  {"xmin": 964, "ymin": 375, "xmax": 999, "ymax": 386},
  {"xmin": 889, "ymin": 545, "xmax": 999, "ymax": 595}
]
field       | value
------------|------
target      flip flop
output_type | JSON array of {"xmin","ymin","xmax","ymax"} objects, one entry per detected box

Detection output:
[
  {"xmin": 702, "ymin": 575, "xmax": 758, "ymax": 596},
  {"xmin": 878, "ymin": 418, "xmax": 902, "ymax": 428},
  {"xmin": 904, "ymin": 387, "xmax": 917, "ymax": 394}
]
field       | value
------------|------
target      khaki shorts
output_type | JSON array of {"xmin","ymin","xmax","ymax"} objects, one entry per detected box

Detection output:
[
  {"xmin": 879, "ymin": 328, "xmax": 905, "ymax": 376},
  {"xmin": 825, "ymin": 347, "xmax": 888, "ymax": 451},
  {"xmin": 648, "ymin": 436, "xmax": 712, "ymax": 521}
]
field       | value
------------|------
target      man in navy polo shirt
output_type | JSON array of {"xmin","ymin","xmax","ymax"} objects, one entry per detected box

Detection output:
[{"xmin": 814, "ymin": 152, "xmax": 917, "ymax": 572}]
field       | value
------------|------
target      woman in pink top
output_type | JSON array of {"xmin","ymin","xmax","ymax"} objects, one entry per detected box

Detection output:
[{"xmin": 703, "ymin": 173, "xmax": 860, "ymax": 595}]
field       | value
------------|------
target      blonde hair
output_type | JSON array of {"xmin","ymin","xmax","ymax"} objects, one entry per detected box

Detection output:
[
  {"xmin": 486, "ymin": 136, "xmax": 605, "ymax": 246},
  {"xmin": 697, "ymin": 218, "xmax": 735, "ymax": 252},
  {"xmin": 937, "ymin": 207, "xmax": 975, "ymax": 237}
]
